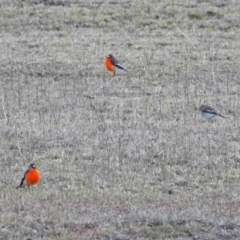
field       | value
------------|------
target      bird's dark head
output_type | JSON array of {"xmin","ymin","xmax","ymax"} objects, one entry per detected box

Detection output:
[
  {"xmin": 108, "ymin": 54, "xmax": 113, "ymax": 58},
  {"xmin": 29, "ymin": 163, "xmax": 36, "ymax": 169},
  {"xmin": 199, "ymin": 105, "xmax": 208, "ymax": 111}
]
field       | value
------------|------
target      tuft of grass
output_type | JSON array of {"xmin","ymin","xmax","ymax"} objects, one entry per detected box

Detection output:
[
  {"xmin": 142, "ymin": 228, "xmax": 160, "ymax": 239},
  {"xmin": 188, "ymin": 12, "xmax": 204, "ymax": 20}
]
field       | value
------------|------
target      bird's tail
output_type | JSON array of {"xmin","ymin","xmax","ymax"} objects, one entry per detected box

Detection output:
[
  {"xmin": 116, "ymin": 64, "xmax": 127, "ymax": 71},
  {"xmin": 16, "ymin": 177, "xmax": 25, "ymax": 189},
  {"xmin": 218, "ymin": 113, "xmax": 225, "ymax": 118}
]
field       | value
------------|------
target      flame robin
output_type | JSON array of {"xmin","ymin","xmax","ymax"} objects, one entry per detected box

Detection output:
[
  {"xmin": 16, "ymin": 163, "xmax": 41, "ymax": 188},
  {"xmin": 105, "ymin": 54, "xmax": 127, "ymax": 74}
]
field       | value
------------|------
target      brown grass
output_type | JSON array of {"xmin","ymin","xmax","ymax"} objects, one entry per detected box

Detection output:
[{"xmin": 0, "ymin": 0, "xmax": 240, "ymax": 239}]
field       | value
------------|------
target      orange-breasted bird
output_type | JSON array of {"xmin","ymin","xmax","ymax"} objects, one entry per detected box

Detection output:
[
  {"xmin": 16, "ymin": 163, "xmax": 41, "ymax": 188},
  {"xmin": 105, "ymin": 54, "xmax": 127, "ymax": 74}
]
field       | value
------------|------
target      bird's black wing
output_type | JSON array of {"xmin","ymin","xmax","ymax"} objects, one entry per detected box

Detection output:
[
  {"xmin": 204, "ymin": 108, "xmax": 216, "ymax": 114},
  {"xmin": 16, "ymin": 177, "xmax": 25, "ymax": 189},
  {"xmin": 111, "ymin": 56, "xmax": 127, "ymax": 71},
  {"xmin": 16, "ymin": 169, "xmax": 29, "ymax": 189}
]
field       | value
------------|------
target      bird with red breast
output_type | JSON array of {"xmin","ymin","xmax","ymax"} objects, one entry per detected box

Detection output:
[
  {"xmin": 16, "ymin": 163, "xmax": 41, "ymax": 188},
  {"xmin": 105, "ymin": 54, "xmax": 127, "ymax": 74}
]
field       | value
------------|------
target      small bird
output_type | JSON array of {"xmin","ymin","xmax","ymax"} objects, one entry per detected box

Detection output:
[
  {"xmin": 16, "ymin": 163, "xmax": 41, "ymax": 189},
  {"xmin": 105, "ymin": 54, "xmax": 127, "ymax": 74},
  {"xmin": 199, "ymin": 105, "xmax": 225, "ymax": 121}
]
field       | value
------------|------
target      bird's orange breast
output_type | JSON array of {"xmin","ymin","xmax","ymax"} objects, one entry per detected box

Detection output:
[
  {"xmin": 105, "ymin": 57, "xmax": 115, "ymax": 72},
  {"xmin": 26, "ymin": 169, "xmax": 41, "ymax": 186}
]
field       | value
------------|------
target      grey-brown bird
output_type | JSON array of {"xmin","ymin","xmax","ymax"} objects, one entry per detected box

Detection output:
[{"xmin": 199, "ymin": 105, "xmax": 225, "ymax": 121}]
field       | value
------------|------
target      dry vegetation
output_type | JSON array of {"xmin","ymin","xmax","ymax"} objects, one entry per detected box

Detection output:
[{"xmin": 0, "ymin": 0, "xmax": 240, "ymax": 239}]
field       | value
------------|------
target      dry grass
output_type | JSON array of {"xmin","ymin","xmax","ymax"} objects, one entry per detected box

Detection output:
[{"xmin": 0, "ymin": 0, "xmax": 240, "ymax": 239}]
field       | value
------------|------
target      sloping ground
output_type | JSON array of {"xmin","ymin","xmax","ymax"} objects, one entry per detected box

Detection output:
[{"xmin": 0, "ymin": 0, "xmax": 240, "ymax": 239}]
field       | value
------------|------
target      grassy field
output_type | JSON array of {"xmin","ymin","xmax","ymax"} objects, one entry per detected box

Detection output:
[{"xmin": 0, "ymin": 0, "xmax": 240, "ymax": 239}]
